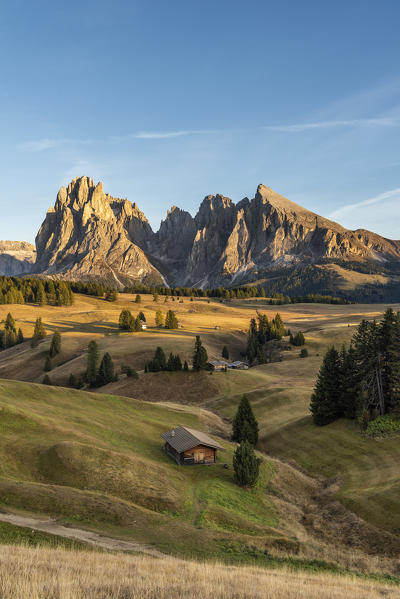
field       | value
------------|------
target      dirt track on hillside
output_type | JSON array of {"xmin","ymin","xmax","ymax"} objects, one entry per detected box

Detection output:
[{"xmin": 0, "ymin": 512, "xmax": 164, "ymax": 556}]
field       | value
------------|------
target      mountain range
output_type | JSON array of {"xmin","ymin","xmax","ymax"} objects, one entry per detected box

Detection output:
[{"xmin": 1, "ymin": 176, "xmax": 400, "ymax": 296}]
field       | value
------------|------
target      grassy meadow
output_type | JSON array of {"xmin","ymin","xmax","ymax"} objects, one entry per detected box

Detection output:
[{"xmin": 0, "ymin": 292, "xmax": 399, "ymax": 589}]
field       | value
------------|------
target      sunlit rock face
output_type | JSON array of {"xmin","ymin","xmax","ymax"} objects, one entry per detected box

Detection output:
[{"xmin": 32, "ymin": 177, "xmax": 400, "ymax": 288}]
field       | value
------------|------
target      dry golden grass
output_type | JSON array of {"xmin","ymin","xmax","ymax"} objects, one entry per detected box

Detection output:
[{"xmin": 0, "ymin": 543, "xmax": 398, "ymax": 599}]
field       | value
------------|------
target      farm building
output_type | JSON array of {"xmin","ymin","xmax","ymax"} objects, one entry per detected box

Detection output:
[
  {"xmin": 162, "ymin": 426, "xmax": 224, "ymax": 465},
  {"xmin": 140, "ymin": 320, "xmax": 147, "ymax": 330},
  {"xmin": 228, "ymin": 361, "xmax": 249, "ymax": 370},
  {"xmin": 208, "ymin": 360, "xmax": 229, "ymax": 371}
]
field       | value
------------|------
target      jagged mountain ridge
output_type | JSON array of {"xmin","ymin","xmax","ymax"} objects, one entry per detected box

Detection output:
[{"xmin": 19, "ymin": 176, "xmax": 400, "ymax": 288}]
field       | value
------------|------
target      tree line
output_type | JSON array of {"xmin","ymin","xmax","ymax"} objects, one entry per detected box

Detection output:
[
  {"xmin": 0, "ymin": 277, "xmax": 74, "ymax": 306},
  {"xmin": 310, "ymin": 308, "xmax": 400, "ymax": 427}
]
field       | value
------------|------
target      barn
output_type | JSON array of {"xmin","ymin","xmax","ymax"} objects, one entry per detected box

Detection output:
[{"xmin": 162, "ymin": 426, "xmax": 224, "ymax": 465}]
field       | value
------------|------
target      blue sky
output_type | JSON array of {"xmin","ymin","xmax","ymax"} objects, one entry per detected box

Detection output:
[{"xmin": 1, "ymin": 0, "xmax": 400, "ymax": 242}]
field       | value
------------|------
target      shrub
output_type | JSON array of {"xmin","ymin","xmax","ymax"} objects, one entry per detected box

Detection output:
[
  {"xmin": 300, "ymin": 348, "xmax": 308, "ymax": 358},
  {"xmin": 365, "ymin": 415, "xmax": 400, "ymax": 438}
]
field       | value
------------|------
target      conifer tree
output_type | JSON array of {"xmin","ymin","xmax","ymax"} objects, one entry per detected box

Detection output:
[
  {"xmin": 42, "ymin": 374, "xmax": 51, "ymax": 385},
  {"xmin": 231, "ymin": 394, "xmax": 259, "ymax": 446},
  {"xmin": 183, "ymin": 360, "xmax": 189, "ymax": 371},
  {"xmin": 233, "ymin": 441, "xmax": 261, "ymax": 487},
  {"xmin": 138, "ymin": 311, "xmax": 146, "ymax": 322},
  {"xmin": 86, "ymin": 340, "xmax": 99, "ymax": 387},
  {"xmin": 44, "ymin": 355, "xmax": 52, "ymax": 371},
  {"xmin": 97, "ymin": 352, "xmax": 115, "ymax": 386},
  {"xmin": 192, "ymin": 335, "xmax": 208, "ymax": 371},
  {"xmin": 4, "ymin": 313, "xmax": 16, "ymax": 333},
  {"xmin": 134, "ymin": 315, "xmax": 142, "ymax": 331},
  {"xmin": 17, "ymin": 328, "xmax": 24, "ymax": 344},
  {"xmin": 222, "ymin": 346, "xmax": 229, "ymax": 360},
  {"xmin": 155, "ymin": 309, "xmax": 164, "ymax": 327},
  {"xmin": 135, "ymin": 294, "xmax": 141, "ymax": 304},
  {"xmin": 31, "ymin": 317, "xmax": 47, "ymax": 348},
  {"xmin": 49, "ymin": 330, "xmax": 61, "ymax": 358},
  {"xmin": 310, "ymin": 346, "xmax": 342, "ymax": 425}
]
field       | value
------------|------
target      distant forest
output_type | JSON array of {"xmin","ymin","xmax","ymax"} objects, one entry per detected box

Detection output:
[
  {"xmin": 1, "ymin": 258, "xmax": 399, "ymax": 305},
  {"xmin": 0, "ymin": 277, "xmax": 73, "ymax": 306}
]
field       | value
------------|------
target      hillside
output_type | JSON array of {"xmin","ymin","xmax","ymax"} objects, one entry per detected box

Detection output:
[{"xmin": 0, "ymin": 296, "xmax": 400, "ymax": 577}]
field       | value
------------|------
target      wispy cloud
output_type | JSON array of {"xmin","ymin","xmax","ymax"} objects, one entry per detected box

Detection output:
[
  {"xmin": 130, "ymin": 129, "xmax": 215, "ymax": 140},
  {"xmin": 329, "ymin": 188, "xmax": 400, "ymax": 221},
  {"xmin": 17, "ymin": 115, "xmax": 400, "ymax": 152},
  {"xmin": 18, "ymin": 129, "xmax": 217, "ymax": 151},
  {"xmin": 264, "ymin": 118, "xmax": 400, "ymax": 133}
]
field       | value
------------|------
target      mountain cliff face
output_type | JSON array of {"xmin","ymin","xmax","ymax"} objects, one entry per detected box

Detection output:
[
  {"xmin": 31, "ymin": 177, "xmax": 400, "ymax": 288},
  {"xmin": 34, "ymin": 177, "xmax": 163, "ymax": 287},
  {"xmin": 0, "ymin": 241, "xmax": 36, "ymax": 276}
]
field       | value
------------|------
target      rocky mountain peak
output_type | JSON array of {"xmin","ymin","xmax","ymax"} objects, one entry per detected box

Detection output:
[{"xmin": 25, "ymin": 176, "xmax": 400, "ymax": 289}]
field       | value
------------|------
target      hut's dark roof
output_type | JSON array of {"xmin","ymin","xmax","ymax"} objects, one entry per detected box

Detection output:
[{"xmin": 161, "ymin": 426, "xmax": 224, "ymax": 453}]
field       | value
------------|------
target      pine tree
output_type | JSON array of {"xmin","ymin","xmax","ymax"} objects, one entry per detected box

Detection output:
[
  {"xmin": 97, "ymin": 352, "xmax": 115, "ymax": 386},
  {"xmin": 192, "ymin": 335, "xmax": 208, "ymax": 371},
  {"xmin": 155, "ymin": 309, "xmax": 164, "ymax": 327},
  {"xmin": 231, "ymin": 394, "xmax": 259, "ymax": 446},
  {"xmin": 4, "ymin": 313, "xmax": 16, "ymax": 333},
  {"xmin": 135, "ymin": 294, "xmax": 141, "ymax": 304},
  {"xmin": 49, "ymin": 330, "xmax": 61, "ymax": 358},
  {"xmin": 310, "ymin": 346, "xmax": 342, "ymax": 425},
  {"xmin": 134, "ymin": 315, "xmax": 142, "ymax": 331},
  {"xmin": 36, "ymin": 282, "xmax": 47, "ymax": 306},
  {"xmin": 31, "ymin": 317, "xmax": 47, "ymax": 348},
  {"xmin": 222, "ymin": 346, "xmax": 229, "ymax": 360},
  {"xmin": 165, "ymin": 310, "xmax": 178, "ymax": 329},
  {"xmin": 44, "ymin": 355, "xmax": 52, "ymax": 371},
  {"xmin": 167, "ymin": 352, "xmax": 175, "ymax": 371},
  {"xmin": 386, "ymin": 314, "xmax": 400, "ymax": 414},
  {"xmin": 183, "ymin": 360, "xmax": 189, "ymax": 371},
  {"xmin": 42, "ymin": 374, "xmax": 51, "ymax": 385},
  {"xmin": 86, "ymin": 340, "xmax": 99, "ymax": 387},
  {"xmin": 233, "ymin": 441, "xmax": 261, "ymax": 487},
  {"xmin": 17, "ymin": 328, "xmax": 24, "ymax": 344},
  {"xmin": 138, "ymin": 311, "xmax": 146, "ymax": 322}
]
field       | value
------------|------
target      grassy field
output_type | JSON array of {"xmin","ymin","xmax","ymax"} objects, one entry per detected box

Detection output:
[
  {"xmin": 0, "ymin": 294, "xmax": 399, "ymax": 577},
  {"xmin": 1, "ymin": 544, "xmax": 399, "ymax": 599}
]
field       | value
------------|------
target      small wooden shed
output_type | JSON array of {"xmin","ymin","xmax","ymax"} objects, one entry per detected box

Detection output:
[{"xmin": 162, "ymin": 426, "xmax": 224, "ymax": 465}]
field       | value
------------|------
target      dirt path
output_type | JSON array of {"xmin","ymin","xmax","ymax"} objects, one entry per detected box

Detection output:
[{"xmin": 0, "ymin": 512, "xmax": 165, "ymax": 557}]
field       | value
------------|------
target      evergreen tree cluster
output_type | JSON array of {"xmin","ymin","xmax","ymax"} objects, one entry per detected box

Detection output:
[
  {"xmin": 0, "ymin": 312, "xmax": 24, "ymax": 350},
  {"xmin": 231, "ymin": 395, "xmax": 261, "ymax": 488},
  {"xmin": 69, "ymin": 281, "xmax": 107, "ymax": 297},
  {"xmin": 0, "ymin": 277, "xmax": 73, "ymax": 306},
  {"xmin": 85, "ymin": 340, "xmax": 117, "ymax": 388},
  {"xmin": 290, "ymin": 331, "xmax": 305, "ymax": 346},
  {"xmin": 43, "ymin": 330, "xmax": 62, "ymax": 372},
  {"xmin": 310, "ymin": 308, "xmax": 400, "ymax": 426},
  {"xmin": 123, "ymin": 284, "xmax": 267, "ymax": 299},
  {"xmin": 246, "ymin": 313, "xmax": 287, "ymax": 364},
  {"xmin": 118, "ymin": 309, "xmax": 144, "ymax": 332},
  {"xmin": 145, "ymin": 347, "xmax": 184, "ymax": 372},
  {"xmin": 165, "ymin": 310, "xmax": 178, "ymax": 329}
]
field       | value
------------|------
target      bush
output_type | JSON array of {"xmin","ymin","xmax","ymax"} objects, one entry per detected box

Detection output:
[
  {"xmin": 365, "ymin": 415, "xmax": 400, "ymax": 438},
  {"xmin": 300, "ymin": 348, "xmax": 308, "ymax": 358},
  {"xmin": 121, "ymin": 364, "xmax": 139, "ymax": 378}
]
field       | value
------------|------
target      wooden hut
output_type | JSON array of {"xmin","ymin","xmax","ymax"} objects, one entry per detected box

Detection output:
[{"xmin": 162, "ymin": 426, "xmax": 224, "ymax": 465}]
